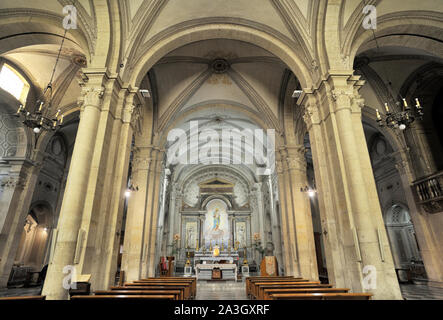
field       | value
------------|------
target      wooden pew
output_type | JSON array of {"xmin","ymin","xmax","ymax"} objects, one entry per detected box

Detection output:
[
  {"xmin": 245, "ymin": 276, "xmax": 297, "ymax": 296},
  {"xmin": 0, "ymin": 296, "xmax": 46, "ymax": 301},
  {"xmin": 247, "ymin": 277, "xmax": 307, "ymax": 298},
  {"xmin": 135, "ymin": 277, "xmax": 196, "ymax": 298},
  {"xmin": 111, "ymin": 285, "xmax": 190, "ymax": 300},
  {"xmin": 269, "ymin": 293, "xmax": 373, "ymax": 300},
  {"xmin": 123, "ymin": 282, "xmax": 192, "ymax": 299},
  {"xmin": 256, "ymin": 283, "xmax": 333, "ymax": 300},
  {"xmin": 262, "ymin": 288, "xmax": 349, "ymax": 300},
  {"xmin": 71, "ymin": 294, "xmax": 175, "ymax": 300},
  {"xmin": 251, "ymin": 281, "xmax": 321, "ymax": 300},
  {"xmin": 94, "ymin": 290, "xmax": 181, "ymax": 300}
]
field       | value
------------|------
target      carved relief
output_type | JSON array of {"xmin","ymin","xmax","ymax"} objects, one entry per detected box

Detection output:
[{"xmin": 0, "ymin": 112, "xmax": 19, "ymax": 158}]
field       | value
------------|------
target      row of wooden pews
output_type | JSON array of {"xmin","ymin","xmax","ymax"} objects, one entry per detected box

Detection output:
[
  {"xmin": 0, "ymin": 296, "xmax": 46, "ymax": 301},
  {"xmin": 246, "ymin": 276, "xmax": 373, "ymax": 300},
  {"xmin": 71, "ymin": 277, "xmax": 196, "ymax": 301}
]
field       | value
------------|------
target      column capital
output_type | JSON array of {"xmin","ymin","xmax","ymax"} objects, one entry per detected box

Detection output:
[
  {"xmin": 78, "ymin": 86, "xmax": 106, "ymax": 110},
  {"xmin": 300, "ymin": 72, "xmax": 366, "ymax": 129},
  {"xmin": 280, "ymin": 145, "xmax": 307, "ymax": 172}
]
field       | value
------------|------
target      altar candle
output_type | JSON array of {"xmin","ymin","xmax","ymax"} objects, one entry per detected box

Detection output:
[{"xmin": 384, "ymin": 103, "xmax": 390, "ymax": 113}]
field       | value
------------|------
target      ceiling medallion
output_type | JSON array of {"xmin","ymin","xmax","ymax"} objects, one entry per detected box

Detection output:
[{"xmin": 211, "ymin": 58, "xmax": 230, "ymax": 74}]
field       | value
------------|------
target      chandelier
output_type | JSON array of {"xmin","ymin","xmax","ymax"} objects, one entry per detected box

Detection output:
[
  {"xmin": 376, "ymin": 99, "xmax": 424, "ymax": 131},
  {"xmin": 15, "ymin": 30, "xmax": 68, "ymax": 134},
  {"xmin": 363, "ymin": 8, "xmax": 424, "ymax": 131}
]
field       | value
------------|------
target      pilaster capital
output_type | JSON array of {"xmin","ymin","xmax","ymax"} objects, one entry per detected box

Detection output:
[
  {"xmin": 280, "ymin": 145, "xmax": 307, "ymax": 172},
  {"xmin": 299, "ymin": 93, "xmax": 321, "ymax": 129},
  {"xmin": 78, "ymin": 86, "xmax": 105, "ymax": 109},
  {"xmin": 132, "ymin": 156, "xmax": 152, "ymax": 172}
]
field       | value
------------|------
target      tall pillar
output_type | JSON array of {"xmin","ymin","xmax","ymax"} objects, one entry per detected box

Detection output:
[
  {"xmin": 275, "ymin": 153, "xmax": 293, "ymax": 275},
  {"xmin": 166, "ymin": 183, "xmax": 179, "ymax": 255},
  {"xmin": 42, "ymin": 71, "xmax": 129, "ymax": 299},
  {"xmin": 154, "ymin": 170, "xmax": 170, "ymax": 271},
  {"xmin": 121, "ymin": 146, "xmax": 152, "ymax": 282},
  {"xmin": 301, "ymin": 73, "xmax": 402, "ymax": 299},
  {"xmin": 285, "ymin": 145, "xmax": 318, "ymax": 281},
  {"xmin": 93, "ymin": 90, "xmax": 138, "ymax": 289},
  {"xmin": 145, "ymin": 150, "xmax": 164, "ymax": 277},
  {"xmin": 267, "ymin": 174, "xmax": 283, "ymax": 271}
]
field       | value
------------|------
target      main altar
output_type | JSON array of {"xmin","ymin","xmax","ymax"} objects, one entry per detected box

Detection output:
[
  {"xmin": 193, "ymin": 251, "xmax": 239, "ymax": 281},
  {"xmin": 162, "ymin": 176, "xmax": 278, "ymax": 277}
]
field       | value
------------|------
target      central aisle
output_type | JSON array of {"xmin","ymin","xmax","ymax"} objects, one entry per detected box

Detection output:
[{"xmin": 195, "ymin": 281, "xmax": 247, "ymax": 300}]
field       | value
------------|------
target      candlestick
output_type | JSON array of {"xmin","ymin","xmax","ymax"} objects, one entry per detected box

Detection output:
[
  {"xmin": 403, "ymin": 98, "xmax": 409, "ymax": 110},
  {"xmin": 376, "ymin": 109, "xmax": 381, "ymax": 120},
  {"xmin": 384, "ymin": 103, "xmax": 390, "ymax": 113},
  {"xmin": 38, "ymin": 102, "xmax": 43, "ymax": 112},
  {"xmin": 415, "ymin": 98, "xmax": 421, "ymax": 109}
]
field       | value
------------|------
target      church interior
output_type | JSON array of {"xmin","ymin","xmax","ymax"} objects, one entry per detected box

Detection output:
[{"xmin": 0, "ymin": 0, "xmax": 442, "ymax": 302}]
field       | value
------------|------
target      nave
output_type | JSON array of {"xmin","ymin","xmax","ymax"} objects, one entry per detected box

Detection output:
[
  {"xmin": 0, "ymin": 275, "xmax": 373, "ymax": 301},
  {"xmin": 2, "ymin": 275, "xmax": 443, "ymax": 300}
]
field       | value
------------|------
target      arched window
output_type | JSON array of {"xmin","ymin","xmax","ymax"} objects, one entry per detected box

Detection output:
[{"xmin": 0, "ymin": 63, "xmax": 30, "ymax": 104}]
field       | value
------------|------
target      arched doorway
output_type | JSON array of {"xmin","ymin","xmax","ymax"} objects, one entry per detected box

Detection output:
[{"xmin": 384, "ymin": 203, "xmax": 424, "ymax": 282}]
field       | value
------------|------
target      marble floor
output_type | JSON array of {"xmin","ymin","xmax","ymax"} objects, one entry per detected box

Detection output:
[
  {"xmin": 1, "ymin": 282, "xmax": 443, "ymax": 300},
  {"xmin": 400, "ymin": 284, "xmax": 443, "ymax": 300},
  {"xmin": 195, "ymin": 281, "xmax": 248, "ymax": 300}
]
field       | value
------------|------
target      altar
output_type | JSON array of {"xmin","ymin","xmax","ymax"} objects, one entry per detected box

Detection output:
[
  {"xmin": 194, "ymin": 252, "xmax": 239, "ymax": 264},
  {"xmin": 195, "ymin": 263, "xmax": 237, "ymax": 281}
]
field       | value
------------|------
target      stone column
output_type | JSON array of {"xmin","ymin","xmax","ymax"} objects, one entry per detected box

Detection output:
[
  {"xmin": 166, "ymin": 186, "xmax": 177, "ymax": 256},
  {"xmin": 148, "ymin": 151, "xmax": 165, "ymax": 276},
  {"xmin": 301, "ymin": 73, "xmax": 402, "ymax": 299},
  {"xmin": 140, "ymin": 148, "xmax": 163, "ymax": 278},
  {"xmin": 285, "ymin": 145, "xmax": 318, "ymax": 281},
  {"xmin": 275, "ymin": 153, "xmax": 293, "ymax": 275},
  {"xmin": 121, "ymin": 147, "xmax": 152, "ymax": 282},
  {"xmin": 154, "ymin": 170, "xmax": 170, "ymax": 271},
  {"xmin": 267, "ymin": 174, "xmax": 283, "ymax": 271},
  {"xmin": 41, "ymin": 75, "xmax": 106, "ymax": 300},
  {"xmin": 254, "ymin": 183, "xmax": 265, "ymax": 250},
  {"xmin": 94, "ymin": 91, "xmax": 138, "ymax": 289}
]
